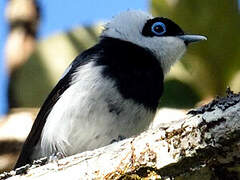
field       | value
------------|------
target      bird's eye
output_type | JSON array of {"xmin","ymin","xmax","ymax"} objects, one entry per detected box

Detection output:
[{"xmin": 151, "ymin": 22, "xmax": 166, "ymax": 36}]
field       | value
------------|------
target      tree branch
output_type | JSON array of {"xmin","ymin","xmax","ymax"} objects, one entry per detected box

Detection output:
[{"xmin": 3, "ymin": 90, "xmax": 240, "ymax": 179}]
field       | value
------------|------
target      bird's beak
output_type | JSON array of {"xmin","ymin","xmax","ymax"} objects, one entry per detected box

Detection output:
[{"xmin": 178, "ymin": 35, "xmax": 207, "ymax": 44}]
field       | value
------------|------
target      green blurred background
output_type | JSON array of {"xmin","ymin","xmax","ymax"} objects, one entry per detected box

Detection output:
[{"xmin": 8, "ymin": 0, "xmax": 240, "ymax": 110}]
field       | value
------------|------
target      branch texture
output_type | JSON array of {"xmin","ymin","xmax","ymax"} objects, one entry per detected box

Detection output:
[{"xmin": 3, "ymin": 90, "xmax": 240, "ymax": 179}]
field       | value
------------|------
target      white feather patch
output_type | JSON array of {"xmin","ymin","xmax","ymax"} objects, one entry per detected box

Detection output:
[{"xmin": 32, "ymin": 62, "xmax": 154, "ymax": 160}]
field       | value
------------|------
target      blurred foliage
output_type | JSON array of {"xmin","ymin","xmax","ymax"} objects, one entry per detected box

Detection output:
[
  {"xmin": 152, "ymin": 0, "xmax": 240, "ymax": 108},
  {"xmin": 11, "ymin": 26, "xmax": 101, "ymax": 107},
  {"xmin": 10, "ymin": 0, "xmax": 240, "ymax": 109},
  {"xmin": 159, "ymin": 80, "xmax": 200, "ymax": 108}
]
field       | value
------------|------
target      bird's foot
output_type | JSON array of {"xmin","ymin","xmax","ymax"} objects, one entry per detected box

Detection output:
[{"xmin": 48, "ymin": 152, "xmax": 65, "ymax": 163}]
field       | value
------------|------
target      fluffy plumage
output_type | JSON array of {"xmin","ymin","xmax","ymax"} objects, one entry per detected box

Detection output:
[{"xmin": 15, "ymin": 10, "xmax": 206, "ymax": 168}]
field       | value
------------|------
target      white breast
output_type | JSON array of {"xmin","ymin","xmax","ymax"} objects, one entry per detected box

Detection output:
[{"xmin": 32, "ymin": 61, "xmax": 154, "ymax": 160}]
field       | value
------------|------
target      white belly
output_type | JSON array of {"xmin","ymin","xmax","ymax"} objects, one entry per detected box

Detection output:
[{"xmin": 32, "ymin": 62, "xmax": 154, "ymax": 160}]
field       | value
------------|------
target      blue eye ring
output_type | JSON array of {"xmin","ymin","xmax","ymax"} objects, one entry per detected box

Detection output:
[{"xmin": 151, "ymin": 22, "xmax": 166, "ymax": 36}]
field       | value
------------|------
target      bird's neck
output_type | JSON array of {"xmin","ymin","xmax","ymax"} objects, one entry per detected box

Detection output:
[{"xmin": 95, "ymin": 37, "xmax": 164, "ymax": 110}]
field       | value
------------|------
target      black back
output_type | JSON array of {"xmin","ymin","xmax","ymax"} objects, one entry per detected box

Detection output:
[{"xmin": 15, "ymin": 37, "xmax": 164, "ymax": 168}]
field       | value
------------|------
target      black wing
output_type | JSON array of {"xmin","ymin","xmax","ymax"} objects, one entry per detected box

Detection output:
[{"xmin": 14, "ymin": 48, "xmax": 95, "ymax": 168}]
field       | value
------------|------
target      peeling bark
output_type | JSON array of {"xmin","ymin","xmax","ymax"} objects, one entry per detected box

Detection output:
[{"xmin": 1, "ymin": 90, "xmax": 240, "ymax": 179}]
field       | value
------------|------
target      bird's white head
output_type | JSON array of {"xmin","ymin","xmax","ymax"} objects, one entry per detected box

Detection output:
[{"xmin": 102, "ymin": 10, "xmax": 207, "ymax": 74}]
